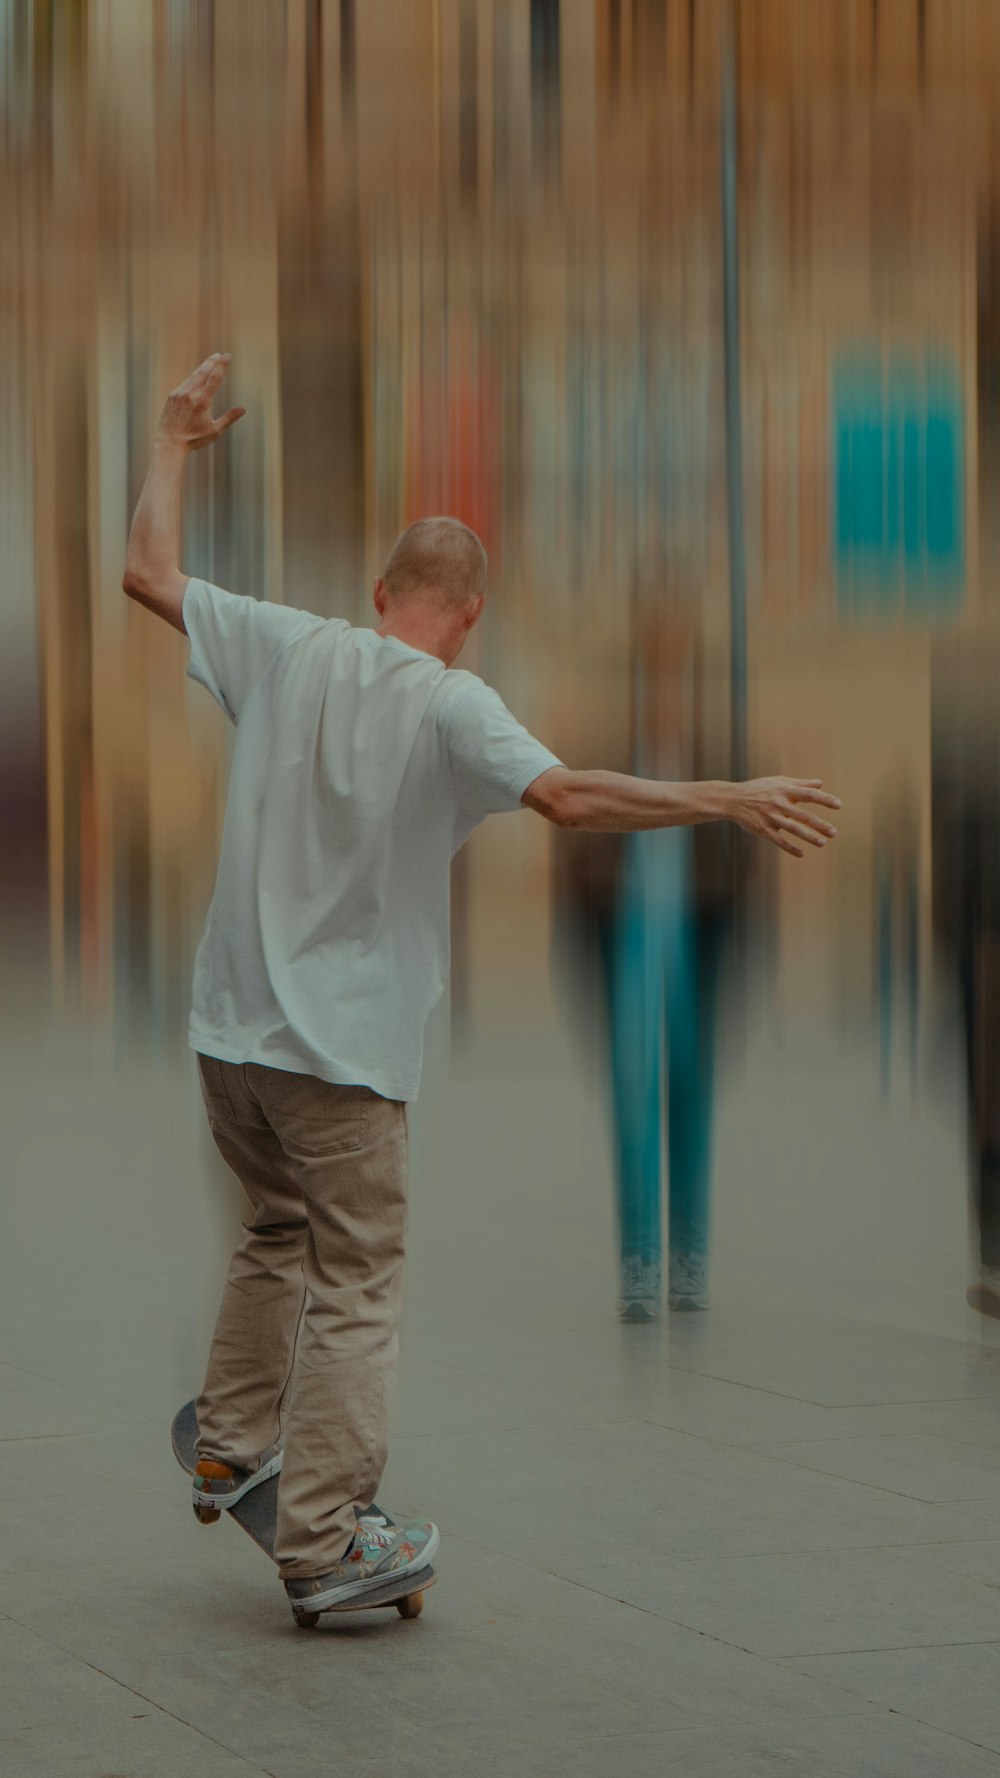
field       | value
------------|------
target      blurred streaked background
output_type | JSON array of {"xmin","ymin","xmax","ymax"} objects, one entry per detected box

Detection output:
[
  {"xmin": 4, "ymin": 2, "xmax": 997, "ymax": 1298},
  {"xmin": 11, "ymin": 6, "xmax": 1000, "ymax": 1769}
]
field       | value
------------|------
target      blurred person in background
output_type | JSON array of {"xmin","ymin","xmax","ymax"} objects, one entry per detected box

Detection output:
[
  {"xmin": 553, "ymin": 600, "xmax": 742, "ymax": 1320},
  {"xmin": 931, "ymin": 652, "xmax": 1000, "ymax": 1320},
  {"xmin": 873, "ymin": 774, "xmax": 921, "ymax": 1099},
  {"xmin": 123, "ymin": 355, "xmax": 841, "ymax": 1614}
]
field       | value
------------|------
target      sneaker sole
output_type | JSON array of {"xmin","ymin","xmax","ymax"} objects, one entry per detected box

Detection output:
[
  {"xmin": 192, "ymin": 1449, "xmax": 283, "ymax": 1511},
  {"xmin": 287, "ymin": 1524, "xmax": 441, "ymax": 1611}
]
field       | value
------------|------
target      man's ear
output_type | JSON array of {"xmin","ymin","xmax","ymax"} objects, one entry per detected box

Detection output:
[
  {"xmin": 374, "ymin": 577, "xmax": 387, "ymax": 617},
  {"xmin": 466, "ymin": 594, "xmax": 486, "ymax": 632}
]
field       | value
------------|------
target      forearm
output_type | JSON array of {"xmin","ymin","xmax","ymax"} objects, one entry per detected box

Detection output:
[
  {"xmin": 560, "ymin": 770, "xmax": 735, "ymax": 833},
  {"xmin": 122, "ymin": 436, "xmax": 190, "ymax": 630},
  {"xmin": 527, "ymin": 765, "xmax": 841, "ymax": 855},
  {"xmin": 123, "ymin": 353, "xmax": 243, "ymax": 632},
  {"xmin": 124, "ymin": 435, "xmax": 188, "ymax": 587}
]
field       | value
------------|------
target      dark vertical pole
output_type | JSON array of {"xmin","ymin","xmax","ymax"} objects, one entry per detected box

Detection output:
[
  {"xmin": 459, "ymin": 0, "xmax": 478, "ymax": 202},
  {"xmin": 530, "ymin": 0, "xmax": 560, "ymax": 184},
  {"xmin": 305, "ymin": 0, "xmax": 324, "ymax": 192},
  {"xmin": 339, "ymin": 0, "xmax": 355, "ymax": 119},
  {"xmin": 721, "ymin": 4, "xmax": 747, "ymax": 783}
]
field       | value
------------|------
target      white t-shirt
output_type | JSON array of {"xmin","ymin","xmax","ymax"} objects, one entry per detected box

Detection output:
[{"xmin": 183, "ymin": 579, "xmax": 561, "ymax": 1101}]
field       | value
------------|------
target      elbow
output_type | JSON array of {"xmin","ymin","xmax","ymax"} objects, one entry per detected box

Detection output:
[
  {"xmin": 123, "ymin": 562, "xmax": 171, "ymax": 607},
  {"xmin": 526, "ymin": 773, "xmax": 582, "ymax": 828}
]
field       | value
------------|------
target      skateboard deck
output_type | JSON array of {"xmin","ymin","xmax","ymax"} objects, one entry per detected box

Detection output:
[{"xmin": 171, "ymin": 1400, "xmax": 436, "ymax": 1627}]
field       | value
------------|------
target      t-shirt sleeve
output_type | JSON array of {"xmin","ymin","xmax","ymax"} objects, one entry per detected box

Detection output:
[
  {"xmin": 443, "ymin": 679, "xmax": 563, "ymax": 816},
  {"xmin": 183, "ymin": 577, "xmax": 326, "ymax": 723}
]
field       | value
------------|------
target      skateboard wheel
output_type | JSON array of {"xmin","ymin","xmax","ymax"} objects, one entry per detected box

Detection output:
[
  {"xmin": 193, "ymin": 1502, "xmax": 221, "ymax": 1525},
  {"xmin": 293, "ymin": 1609, "xmax": 320, "ymax": 1629},
  {"xmin": 397, "ymin": 1591, "xmax": 424, "ymax": 1619}
]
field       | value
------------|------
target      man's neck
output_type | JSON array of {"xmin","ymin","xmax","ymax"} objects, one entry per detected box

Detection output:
[{"xmin": 375, "ymin": 619, "xmax": 456, "ymax": 666}]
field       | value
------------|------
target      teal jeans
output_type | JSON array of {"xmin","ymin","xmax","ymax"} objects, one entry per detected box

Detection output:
[{"xmin": 597, "ymin": 829, "xmax": 725, "ymax": 1267}]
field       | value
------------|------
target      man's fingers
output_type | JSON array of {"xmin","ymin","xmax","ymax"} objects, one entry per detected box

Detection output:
[
  {"xmin": 768, "ymin": 827, "xmax": 804, "ymax": 858},
  {"xmin": 171, "ymin": 354, "xmax": 232, "ymax": 406},
  {"xmin": 776, "ymin": 816, "xmax": 827, "ymax": 849},
  {"xmin": 179, "ymin": 353, "xmax": 224, "ymax": 393},
  {"xmin": 788, "ymin": 786, "xmax": 842, "ymax": 811},
  {"xmin": 783, "ymin": 805, "xmax": 838, "ymax": 839},
  {"xmin": 202, "ymin": 354, "xmax": 232, "ymax": 398},
  {"xmin": 759, "ymin": 779, "xmax": 841, "ymax": 856},
  {"xmin": 180, "ymin": 355, "xmax": 216, "ymax": 386},
  {"xmin": 214, "ymin": 406, "xmax": 246, "ymax": 436},
  {"xmin": 186, "ymin": 352, "xmax": 231, "ymax": 395}
]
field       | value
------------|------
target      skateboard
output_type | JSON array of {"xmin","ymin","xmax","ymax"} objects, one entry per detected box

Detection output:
[{"xmin": 170, "ymin": 1400, "xmax": 437, "ymax": 1629}]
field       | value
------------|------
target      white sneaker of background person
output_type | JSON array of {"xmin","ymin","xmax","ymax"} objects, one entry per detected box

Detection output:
[
  {"xmin": 668, "ymin": 1250, "xmax": 708, "ymax": 1312},
  {"xmin": 617, "ymin": 1254, "xmax": 662, "ymax": 1321}
]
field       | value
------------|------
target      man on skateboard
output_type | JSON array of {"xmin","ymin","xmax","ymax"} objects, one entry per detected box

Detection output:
[{"xmin": 124, "ymin": 354, "xmax": 841, "ymax": 1616}]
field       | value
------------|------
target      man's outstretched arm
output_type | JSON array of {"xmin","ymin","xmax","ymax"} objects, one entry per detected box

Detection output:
[
  {"xmin": 122, "ymin": 353, "xmax": 245, "ymax": 633},
  {"xmin": 523, "ymin": 767, "xmax": 841, "ymax": 858}
]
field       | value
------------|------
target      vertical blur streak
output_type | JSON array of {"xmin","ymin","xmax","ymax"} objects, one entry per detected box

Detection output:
[{"xmin": 721, "ymin": 1, "xmax": 747, "ymax": 786}]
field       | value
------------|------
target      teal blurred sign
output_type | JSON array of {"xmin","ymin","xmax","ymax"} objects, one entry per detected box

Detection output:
[{"xmin": 834, "ymin": 352, "xmax": 964, "ymax": 617}]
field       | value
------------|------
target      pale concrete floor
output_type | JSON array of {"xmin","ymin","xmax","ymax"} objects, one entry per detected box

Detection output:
[{"xmin": 4, "ymin": 1010, "xmax": 1000, "ymax": 1776}]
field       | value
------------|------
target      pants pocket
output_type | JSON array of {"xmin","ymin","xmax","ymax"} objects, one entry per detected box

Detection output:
[
  {"xmin": 261, "ymin": 1069, "xmax": 374, "ymax": 1155},
  {"xmin": 197, "ymin": 1053, "xmax": 236, "ymax": 1119}
]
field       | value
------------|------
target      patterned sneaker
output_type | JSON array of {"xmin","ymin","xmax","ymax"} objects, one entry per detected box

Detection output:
[
  {"xmin": 668, "ymin": 1250, "xmax": 709, "ymax": 1311},
  {"xmin": 356, "ymin": 1502, "xmax": 394, "ymax": 1528},
  {"xmin": 192, "ymin": 1444, "xmax": 283, "ymax": 1515},
  {"xmin": 617, "ymin": 1254, "xmax": 662, "ymax": 1322},
  {"xmin": 283, "ymin": 1518, "xmax": 440, "ymax": 1612}
]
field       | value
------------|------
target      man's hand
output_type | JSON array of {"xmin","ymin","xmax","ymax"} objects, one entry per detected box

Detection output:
[
  {"xmin": 157, "ymin": 352, "xmax": 245, "ymax": 454},
  {"xmin": 123, "ymin": 354, "xmax": 245, "ymax": 632},
  {"xmin": 728, "ymin": 778, "xmax": 841, "ymax": 857}
]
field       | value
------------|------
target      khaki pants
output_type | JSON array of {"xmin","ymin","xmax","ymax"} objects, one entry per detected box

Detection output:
[{"xmin": 195, "ymin": 1054, "xmax": 408, "ymax": 1578}]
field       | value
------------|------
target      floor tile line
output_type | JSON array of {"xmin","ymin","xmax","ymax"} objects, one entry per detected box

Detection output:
[
  {"xmin": 932, "ymin": 1498, "xmax": 1000, "ymax": 1510},
  {"xmin": 748, "ymin": 1426, "xmax": 1000, "ymax": 1449},
  {"xmin": 778, "ymin": 1639, "xmax": 1000, "ymax": 1660},
  {"xmin": 391, "ymin": 1416, "xmax": 644, "ymax": 1446},
  {"xmin": 665, "ymin": 1534, "xmax": 1000, "ymax": 1565},
  {"xmin": 757, "ymin": 1658, "xmax": 1000, "ymax": 1761},
  {"xmin": 634, "ymin": 1418, "xmax": 1000, "ymax": 1513},
  {"xmin": 699, "ymin": 1447, "xmax": 945, "ymax": 1505},
  {"xmin": 412, "ymin": 1339, "xmax": 1000, "ymax": 1420},
  {"xmin": 0, "ymin": 1433, "xmax": 107, "ymax": 1444},
  {"xmin": 431, "ymin": 1526, "xmax": 850, "ymax": 1664},
  {"xmin": 405, "ymin": 1339, "xmax": 838, "ymax": 1413},
  {"xmin": 391, "ymin": 1422, "xmax": 576, "ymax": 1440},
  {"xmin": 0, "ymin": 1606, "xmax": 277, "ymax": 1777},
  {"xmin": 0, "ymin": 1356, "xmax": 162, "ymax": 1425},
  {"xmin": 406, "ymin": 1341, "xmax": 848, "ymax": 1415},
  {"xmin": 662, "ymin": 1361, "xmax": 1000, "ymax": 1411}
]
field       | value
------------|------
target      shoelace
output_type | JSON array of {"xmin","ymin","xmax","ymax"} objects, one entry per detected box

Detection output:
[
  {"xmin": 671, "ymin": 1254, "xmax": 705, "ymax": 1289},
  {"xmin": 356, "ymin": 1520, "xmax": 396, "ymax": 1553},
  {"xmin": 622, "ymin": 1257, "xmax": 661, "ymax": 1295},
  {"xmin": 621, "ymin": 1257, "xmax": 646, "ymax": 1291}
]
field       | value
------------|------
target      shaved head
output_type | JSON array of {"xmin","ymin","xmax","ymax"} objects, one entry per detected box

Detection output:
[{"xmin": 382, "ymin": 516, "xmax": 488, "ymax": 608}]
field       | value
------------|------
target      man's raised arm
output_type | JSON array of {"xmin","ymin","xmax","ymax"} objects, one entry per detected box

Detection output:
[
  {"xmin": 523, "ymin": 767, "xmax": 841, "ymax": 859},
  {"xmin": 122, "ymin": 353, "xmax": 245, "ymax": 633}
]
